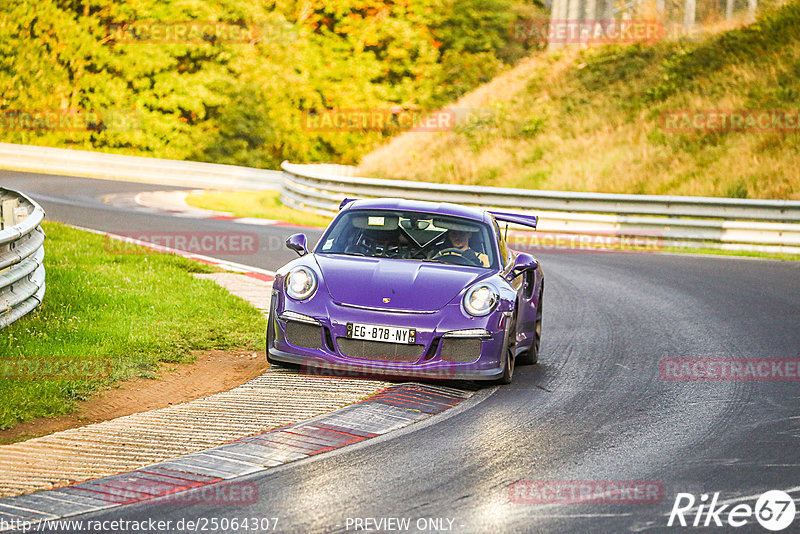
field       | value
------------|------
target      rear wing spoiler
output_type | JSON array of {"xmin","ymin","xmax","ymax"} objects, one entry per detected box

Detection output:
[
  {"xmin": 489, "ymin": 211, "xmax": 537, "ymax": 230},
  {"xmin": 340, "ymin": 198, "xmax": 358, "ymax": 210}
]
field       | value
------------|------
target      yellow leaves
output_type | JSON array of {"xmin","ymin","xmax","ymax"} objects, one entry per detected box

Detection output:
[
  {"xmin": 296, "ymin": 1, "xmax": 314, "ymax": 24},
  {"xmin": 0, "ymin": 0, "xmax": 531, "ymax": 170}
]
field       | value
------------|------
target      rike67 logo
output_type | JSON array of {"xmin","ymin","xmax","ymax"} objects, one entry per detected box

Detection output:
[{"xmin": 668, "ymin": 490, "xmax": 796, "ymax": 531}]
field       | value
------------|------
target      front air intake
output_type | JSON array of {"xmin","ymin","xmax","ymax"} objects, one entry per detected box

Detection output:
[
  {"xmin": 285, "ymin": 322, "xmax": 323, "ymax": 350},
  {"xmin": 336, "ymin": 338, "xmax": 424, "ymax": 362},
  {"xmin": 439, "ymin": 338, "xmax": 482, "ymax": 363}
]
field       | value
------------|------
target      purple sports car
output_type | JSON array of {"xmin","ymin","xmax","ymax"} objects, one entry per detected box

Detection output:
[{"xmin": 267, "ymin": 198, "xmax": 543, "ymax": 384}]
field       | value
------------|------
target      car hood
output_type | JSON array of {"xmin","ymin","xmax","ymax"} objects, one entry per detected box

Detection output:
[{"xmin": 314, "ymin": 255, "xmax": 486, "ymax": 312}]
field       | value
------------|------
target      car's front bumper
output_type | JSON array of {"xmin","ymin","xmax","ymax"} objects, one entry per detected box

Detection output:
[{"xmin": 267, "ymin": 291, "xmax": 510, "ymax": 382}]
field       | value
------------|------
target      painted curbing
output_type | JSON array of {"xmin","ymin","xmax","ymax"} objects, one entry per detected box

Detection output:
[{"xmin": 0, "ymin": 384, "xmax": 472, "ymax": 531}]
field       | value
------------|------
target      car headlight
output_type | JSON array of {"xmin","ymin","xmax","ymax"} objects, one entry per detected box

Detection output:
[
  {"xmin": 463, "ymin": 284, "xmax": 499, "ymax": 316},
  {"xmin": 285, "ymin": 266, "xmax": 318, "ymax": 301}
]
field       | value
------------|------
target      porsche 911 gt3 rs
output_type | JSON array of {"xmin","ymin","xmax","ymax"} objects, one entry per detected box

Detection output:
[{"xmin": 267, "ymin": 198, "xmax": 543, "ymax": 384}]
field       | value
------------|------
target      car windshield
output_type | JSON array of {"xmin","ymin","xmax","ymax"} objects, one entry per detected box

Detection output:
[{"xmin": 316, "ymin": 209, "xmax": 497, "ymax": 269}]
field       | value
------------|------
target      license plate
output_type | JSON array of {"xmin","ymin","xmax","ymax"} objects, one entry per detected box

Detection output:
[{"xmin": 346, "ymin": 323, "xmax": 416, "ymax": 344}]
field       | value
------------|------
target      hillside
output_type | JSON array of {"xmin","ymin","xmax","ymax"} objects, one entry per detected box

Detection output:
[{"xmin": 358, "ymin": 2, "xmax": 800, "ymax": 199}]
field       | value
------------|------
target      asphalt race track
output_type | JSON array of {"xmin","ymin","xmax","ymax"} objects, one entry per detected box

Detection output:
[
  {"xmin": 3, "ymin": 170, "xmax": 799, "ymax": 533},
  {"xmin": 0, "ymin": 171, "xmax": 315, "ymax": 270}
]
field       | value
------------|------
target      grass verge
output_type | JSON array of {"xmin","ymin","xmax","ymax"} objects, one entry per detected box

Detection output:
[
  {"xmin": 186, "ymin": 190, "xmax": 332, "ymax": 227},
  {"xmin": 507, "ymin": 233, "xmax": 800, "ymax": 261},
  {"xmin": 358, "ymin": 3, "xmax": 800, "ymax": 199},
  {"xmin": 656, "ymin": 246, "xmax": 800, "ymax": 261},
  {"xmin": 0, "ymin": 222, "xmax": 265, "ymax": 431}
]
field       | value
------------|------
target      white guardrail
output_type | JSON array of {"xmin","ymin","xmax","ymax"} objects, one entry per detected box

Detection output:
[
  {"xmin": 0, "ymin": 188, "xmax": 45, "ymax": 329},
  {"xmin": 0, "ymin": 141, "xmax": 797, "ymax": 255},
  {"xmin": 281, "ymin": 162, "xmax": 800, "ymax": 254}
]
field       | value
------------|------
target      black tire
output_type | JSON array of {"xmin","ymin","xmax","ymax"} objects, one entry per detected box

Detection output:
[
  {"xmin": 518, "ymin": 288, "xmax": 543, "ymax": 366},
  {"xmin": 496, "ymin": 311, "xmax": 516, "ymax": 384}
]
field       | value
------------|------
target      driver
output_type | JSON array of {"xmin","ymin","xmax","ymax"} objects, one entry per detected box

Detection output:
[{"xmin": 437, "ymin": 229, "xmax": 490, "ymax": 267}]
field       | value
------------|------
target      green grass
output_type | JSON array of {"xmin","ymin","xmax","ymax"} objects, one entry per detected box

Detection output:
[
  {"xmin": 186, "ymin": 190, "xmax": 332, "ymax": 227},
  {"xmin": 507, "ymin": 233, "xmax": 800, "ymax": 261},
  {"xmin": 359, "ymin": 2, "xmax": 800, "ymax": 200},
  {"xmin": 658, "ymin": 246, "xmax": 800, "ymax": 261},
  {"xmin": 0, "ymin": 222, "xmax": 265, "ymax": 431}
]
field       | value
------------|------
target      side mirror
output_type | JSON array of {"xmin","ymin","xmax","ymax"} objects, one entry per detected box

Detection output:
[
  {"xmin": 510, "ymin": 253, "xmax": 538, "ymax": 277},
  {"xmin": 286, "ymin": 233, "xmax": 308, "ymax": 256}
]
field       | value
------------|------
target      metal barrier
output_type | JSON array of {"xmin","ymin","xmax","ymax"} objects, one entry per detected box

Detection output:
[
  {"xmin": 1, "ymin": 141, "xmax": 798, "ymax": 255},
  {"xmin": 281, "ymin": 162, "xmax": 800, "ymax": 254},
  {"xmin": 0, "ymin": 188, "xmax": 46, "ymax": 329},
  {"xmin": 0, "ymin": 142, "xmax": 282, "ymax": 191}
]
